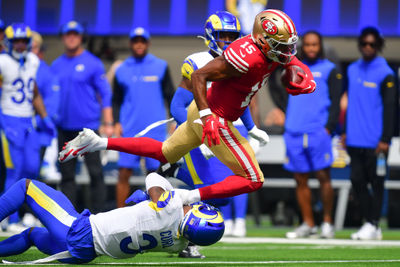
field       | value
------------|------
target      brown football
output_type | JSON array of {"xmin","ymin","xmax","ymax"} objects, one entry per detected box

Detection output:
[{"xmin": 280, "ymin": 65, "xmax": 306, "ymax": 88}]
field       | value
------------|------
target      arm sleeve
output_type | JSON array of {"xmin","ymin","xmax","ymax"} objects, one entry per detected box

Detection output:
[
  {"xmin": 170, "ymin": 86, "xmax": 194, "ymax": 125},
  {"xmin": 380, "ymin": 74, "xmax": 397, "ymax": 143},
  {"xmin": 112, "ymin": 76, "xmax": 124, "ymax": 123},
  {"xmin": 240, "ymin": 107, "xmax": 255, "ymax": 131},
  {"xmin": 92, "ymin": 61, "xmax": 112, "ymax": 108},
  {"xmin": 145, "ymin": 173, "xmax": 174, "ymax": 192},
  {"xmin": 325, "ymin": 68, "xmax": 342, "ymax": 133},
  {"xmin": 161, "ymin": 66, "xmax": 175, "ymax": 109}
]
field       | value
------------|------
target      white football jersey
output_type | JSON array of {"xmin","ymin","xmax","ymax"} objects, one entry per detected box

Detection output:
[
  {"xmin": 0, "ymin": 52, "xmax": 39, "ymax": 117},
  {"xmin": 89, "ymin": 190, "xmax": 188, "ymax": 259}
]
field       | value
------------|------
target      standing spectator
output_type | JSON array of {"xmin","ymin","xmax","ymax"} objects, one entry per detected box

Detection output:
[
  {"xmin": 31, "ymin": 31, "xmax": 60, "ymax": 169},
  {"xmin": 112, "ymin": 27, "xmax": 174, "ymax": 208},
  {"xmin": 0, "ymin": 23, "xmax": 55, "ymax": 231},
  {"xmin": 285, "ymin": 31, "xmax": 341, "ymax": 239},
  {"xmin": 343, "ymin": 27, "xmax": 396, "ymax": 240},
  {"xmin": 51, "ymin": 21, "xmax": 113, "ymax": 212},
  {"xmin": 0, "ymin": 19, "xmax": 5, "ymax": 53}
]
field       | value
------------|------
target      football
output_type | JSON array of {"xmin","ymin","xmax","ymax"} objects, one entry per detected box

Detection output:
[{"xmin": 280, "ymin": 65, "xmax": 306, "ymax": 88}]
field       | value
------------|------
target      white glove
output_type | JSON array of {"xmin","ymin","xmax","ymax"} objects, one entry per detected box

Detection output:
[
  {"xmin": 248, "ymin": 126, "xmax": 270, "ymax": 146},
  {"xmin": 248, "ymin": 136, "xmax": 261, "ymax": 155},
  {"xmin": 199, "ymin": 144, "xmax": 215, "ymax": 160}
]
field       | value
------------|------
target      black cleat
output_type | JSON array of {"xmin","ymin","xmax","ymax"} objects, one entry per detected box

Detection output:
[
  {"xmin": 178, "ymin": 243, "xmax": 206, "ymax": 259},
  {"xmin": 156, "ymin": 162, "xmax": 180, "ymax": 178}
]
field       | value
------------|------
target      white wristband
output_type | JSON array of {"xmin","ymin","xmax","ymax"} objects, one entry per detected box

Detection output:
[{"xmin": 199, "ymin": 108, "xmax": 212, "ymax": 118}]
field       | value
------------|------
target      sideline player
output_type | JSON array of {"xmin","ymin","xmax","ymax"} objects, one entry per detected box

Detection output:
[
  {"xmin": 0, "ymin": 23, "xmax": 56, "ymax": 231},
  {"xmin": 0, "ymin": 173, "xmax": 224, "ymax": 263},
  {"xmin": 60, "ymin": 9, "xmax": 316, "ymax": 205}
]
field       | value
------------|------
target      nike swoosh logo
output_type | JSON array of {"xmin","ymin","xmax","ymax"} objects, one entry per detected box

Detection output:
[
  {"xmin": 60, "ymin": 149, "xmax": 73, "ymax": 162},
  {"xmin": 72, "ymin": 145, "xmax": 89, "ymax": 156}
]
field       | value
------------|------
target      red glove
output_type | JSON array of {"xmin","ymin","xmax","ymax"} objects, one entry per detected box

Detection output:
[
  {"xmin": 201, "ymin": 115, "xmax": 227, "ymax": 147},
  {"xmin": 286, "ymin": 72, "xmax": 316, "ymax": 95}
]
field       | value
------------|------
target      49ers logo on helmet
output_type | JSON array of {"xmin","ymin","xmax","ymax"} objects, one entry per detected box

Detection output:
[{"xmin": 262, "ymin": 19, "xmax": 278, "ymax": 35}]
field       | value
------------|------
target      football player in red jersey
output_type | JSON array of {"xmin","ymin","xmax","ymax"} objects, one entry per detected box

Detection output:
[{"xmin": 59, "ymin": 9, "xmax": 316, "ymax": 205}]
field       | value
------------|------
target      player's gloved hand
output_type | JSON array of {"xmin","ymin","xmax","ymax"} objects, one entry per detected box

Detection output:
[
  {"xmin": 248, "ymin": 126, "xmax": 270, "ymax": 146},
  {"xmin": 199, "ymin": 144, "xmax": 215, "ymax": 159},
  {"xmin": 201, "ymin": 115, "xmax": 227, "ymax": 147},
  {"xmin": 125, "ymin": 189, "xmax": 149, "ymax": 205},
  {"xmin": 248, "ymin": 136, "xmax": 261, "ymax": 155},
  {"xmin": 286, "ymin": 72, "xmax": 316, "ymax": 96},
  {"xmin": 39, "ymin": 116, "xmax": 57, "ymax": 137}
]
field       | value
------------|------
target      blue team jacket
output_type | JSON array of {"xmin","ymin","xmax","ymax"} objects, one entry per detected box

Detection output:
[
  {"xmin": 285, "ymin": 59, "xmax": 335, "ymax": 134},
  {"xmin": 51, "ymin": 50, "xmax": 111, "ymax": 130},
  {"xmin": 115, "ymin": 54, "xmax": 168, "ymax": 137},
  {"xmin": 346, "ymin": 56, "xmax": 394, "ymax": 148}
]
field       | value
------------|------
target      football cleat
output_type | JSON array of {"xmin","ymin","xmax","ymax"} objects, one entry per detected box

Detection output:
[
  {"xmin": 178, "ymin": 242, "xmax": 206, "ymax": 259},
  {"xmin": 320, "ymin": 222, "xmax": 335, "ymax": 239},
  {"xmin": 58, "ymin": 128, "xmax": 107, "ymax": 162},
  {"xmin": 179, "ymin": 203, "xmax": 224, "ymax": 246},
  {"xmin": 204, "ymin": 11, "xmax": 241, "ymax": 56},
  {"xmin": 4, "ymin": 23, "xmax": 32, "ymax": 60},
  {"xmin": 252, "ymin": 9, "xmax": 298, "ymax": 64}
]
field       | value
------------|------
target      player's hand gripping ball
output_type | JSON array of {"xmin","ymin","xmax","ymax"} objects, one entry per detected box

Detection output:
[{"xmin": 281, "ymin": 65, "xmax": 316, "ymax": 95}]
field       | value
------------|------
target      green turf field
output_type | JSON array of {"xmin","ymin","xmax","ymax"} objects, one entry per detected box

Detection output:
[{"xmin": 2, "ymin": 225, "xmax": 400, "ymax": 266}]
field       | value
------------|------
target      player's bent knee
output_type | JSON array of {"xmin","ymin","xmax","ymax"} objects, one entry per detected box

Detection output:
[{"xmin": 250, "ymin": 181, "xmax": 263, "ymax": 192}]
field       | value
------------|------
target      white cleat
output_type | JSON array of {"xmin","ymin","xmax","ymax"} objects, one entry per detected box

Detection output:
[
  {"xmin": 286, "ymin": 222, "xmax": 318, "ymax": 239},
  {"xmin": 351, "ymin": 222, "xmax": 382, "ymax": 240},
  {"xmin": 58, "ymin": 128, "xmax": 107, "ymax": 162},
  {"xmin": 320, "ymin": 222, "xmax": 335, "ymax": 239},
  {"xmin": 223, "ymin": 219, "xmax": 234, "ymax": 237},
  {"xmin": 232, "ymin": 218, "xmax": 246, "ymax": 237}
]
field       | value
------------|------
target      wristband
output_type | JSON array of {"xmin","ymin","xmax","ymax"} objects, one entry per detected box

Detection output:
[
  {"xmin": 103, "ymin": 122, "xmax": 113, "ymax": 126},
  {"xmin": 199, "ymin": 108, "xmax": 212, "ymax": 118}
]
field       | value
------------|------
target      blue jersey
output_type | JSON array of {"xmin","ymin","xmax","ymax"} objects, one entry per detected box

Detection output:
[
  {"xmin": 285, "ymin": 59, "xmax": 335, "ymax": 134},
  {"xmin": 114, "ymin": 54, "xmax": 169, "ymax": 137},
  {"xmin": 51, "ymin": 50, "xmax": 111, "ymax": 130},
  {"xmin": 346, "ymin": 56, "xmax": 394, "ymax": 148},
  {"xmin": 36, "ymin": 60, "xmax": 60, "ymax": 146}
]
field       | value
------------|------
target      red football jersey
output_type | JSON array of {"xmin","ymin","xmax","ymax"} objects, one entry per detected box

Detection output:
[{"xmin": 207, "ymin": 35, "xmax": 279, "ymax": 121}]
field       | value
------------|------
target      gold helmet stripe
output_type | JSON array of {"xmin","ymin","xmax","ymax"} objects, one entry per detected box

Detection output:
[
  {"xmin": 5, "ymin": 26, "xmax": 14, "ymax": 39},
  {"xmin": 267, "ymin": 9, "xmax": 295, "ymax": 35},
  {"xmin": 208, "ymin": 14, "xmax": 223, "ymax": 30}
]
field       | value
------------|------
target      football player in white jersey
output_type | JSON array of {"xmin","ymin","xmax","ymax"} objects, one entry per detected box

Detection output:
[
  {"xmin": 0, "ymin": 173, "xmax": 224, "ymax": 264},
  {"xmin": 0, "ymin": 23, "xmax": 56, "ymax": 231}
]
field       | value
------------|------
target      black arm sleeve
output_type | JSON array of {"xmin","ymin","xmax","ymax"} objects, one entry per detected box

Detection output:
[
  {"xmin": 380, "ymin": 74, "xmax": 397, "ymax": 143},
  {"xmin": 112, "ymin": 77, "xmax": 124, "ymax": 123},
  {"xmin": 161, "ymin": 66, "xmax": 175, "ymax": 112},
  {"xmin": 325, "ymin": 68, "xmax": 343, "ymax": 133}
]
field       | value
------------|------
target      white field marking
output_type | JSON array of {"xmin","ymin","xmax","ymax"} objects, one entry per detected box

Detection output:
[
  {"xmin": 3, "ymin": 260, "xmax": 400, "ymax": 266},
  {"xmin": 220, "ymin": 237, "xmax": 400, "ymax": 247},
  {"xmin": 211, "ymin": 245, "xmax": 398, "ymax": 250}
]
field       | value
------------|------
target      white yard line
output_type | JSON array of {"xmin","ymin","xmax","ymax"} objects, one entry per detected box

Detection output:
[{"xmin": 220, "ymin": 237, "xmax": 400, "ymax": 246}]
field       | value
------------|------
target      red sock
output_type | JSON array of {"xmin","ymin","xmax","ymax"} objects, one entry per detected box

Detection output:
[
  {"xmin": 107, "ymin": 137, "xmax": 168, "ymax": 163},
  {"xmin": 198, "ymin": 175, "xmax": 263, "ymax": 200}
]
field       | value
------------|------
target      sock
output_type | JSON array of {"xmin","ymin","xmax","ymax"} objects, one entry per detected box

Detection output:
[
  {"xmin": 107, "ymin": 137, "xmax": 167, "ymax": 163},
  {"xmin": 0, "ymin": 228, "xmax": 32, "ymax": 256},
  {"xmin": 233, "ymin": 193, "xmax": 248, "ymax": 218},
  {"xmin": 198, "ymin": 175, "xmax": 263, "ymax": 200},
  {"xmin": 0, "ymin": 179, "xmax": 27, "ymax": 222},
  {"xmin": 219, "ymin": 201, "xmax": 233, "ymax": 220}
]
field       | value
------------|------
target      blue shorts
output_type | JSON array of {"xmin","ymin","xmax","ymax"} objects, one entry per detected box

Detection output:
[{"xmin": 284, "ymin": 129, "xmax": 333, "ymax": 173}]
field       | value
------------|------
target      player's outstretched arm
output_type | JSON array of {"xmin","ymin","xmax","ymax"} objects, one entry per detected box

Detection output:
[{"xmin": 191, "ymin": 56, "xmax": 241, "ymax": 147}]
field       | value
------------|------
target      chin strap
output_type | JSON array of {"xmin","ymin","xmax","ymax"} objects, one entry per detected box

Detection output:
[{"xmin": 2, "ymin": 250, "xmax": 72, "ymax": 264}]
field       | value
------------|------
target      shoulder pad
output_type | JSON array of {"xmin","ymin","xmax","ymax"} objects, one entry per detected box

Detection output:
[{"xmin": 181, "ymin": 57, "xmax": 198, "ymax": 80}]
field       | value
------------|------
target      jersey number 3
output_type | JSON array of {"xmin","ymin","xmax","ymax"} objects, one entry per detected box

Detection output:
[
  {"xmin": 120, "ymin": 233, "xmax": 157, "ymax": 254},
  {"xmin": 11, "ymin": 78, "xmax": 34, "ymax": 104}
]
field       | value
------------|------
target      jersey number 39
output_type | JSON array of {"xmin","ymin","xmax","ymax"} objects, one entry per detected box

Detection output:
[{"xmin": 11, "ymin": 78, "xmax": 34, "ymax": 104}]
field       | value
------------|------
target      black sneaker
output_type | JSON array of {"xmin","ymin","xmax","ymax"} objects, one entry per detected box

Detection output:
[
  {"xmin": 178, "ymin": 243, "xmax": 205, "ymax": 259},
  {"xmin": 156, "ymin": 162, "xmax": 180, "ymax": 178}
]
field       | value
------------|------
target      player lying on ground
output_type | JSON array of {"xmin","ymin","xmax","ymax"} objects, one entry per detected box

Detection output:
[
  {"xmin": 0, "ymin": 173, "xmax": 224, "ymax": 264},
  {"xmin": 59, "ymin": 9, "xmax": 316, "ymax": 205}
]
